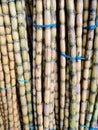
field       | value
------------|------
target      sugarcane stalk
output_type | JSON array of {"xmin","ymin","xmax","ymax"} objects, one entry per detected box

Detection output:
[
  {"xmin": 66, "ymin": 0, "xmax": 77, "ymax": 129},
  {"xmin": 64, "ymin": 60, "xmax": 70, "ymax": 130},
  {"xmin": 80, "ymin": 1, "xmax": 97, "ymax": 129},
  {"xmin": 43, "ymin": 0, "xmax": 51, "ymax": 129},
  {"xmin": 35, "ymin": 0, "xmax": 43, "ymax": 130},
  {"xmin": 82, "ymin": 0, "xmax": 89, "ymax": 57},
  {"xmin": 49, "ymin": 0, "xmax": 57, "ymax": 129},
  {"xmin": 8, "ymin": 1, "xmax": 29, "ymax": 129},
  {"xmin": 15, "ymin": 0, "xmax": 33, "ymax": 127},
  {"xmin": 1, "ymin": 1, "xmax": 21, "ymax": 129},
  {"xmin": 90, "ymin": 92, "xmax": 98, "ymax": 128},
  {"xmin": 0, "ymin": 50, "xmax": 8, "ymax": 129},
  {"xmin": 85, "ymin": 11, "xmax": 98, "ymax": 128},
  {"xmin": 0, "ymin": 101, "xmax": 4, "ymax": 130},
  {"xmin": 0, "ymin": 5, "xmax": 14, "ymax": 129},
  {"xmin": 32, "ymin": 0, "xmax": 37, "ymax": 129},
  {"xmin": 75, "ymin": 0, "xmax": 83, "ymax": 129},
  {"xmin": 0, "ymin": 92, "xmax": 4, "ymax": 130},
  {"xmin": 59, "ymin": 0, "xmax": 66, "ymax": 129}
]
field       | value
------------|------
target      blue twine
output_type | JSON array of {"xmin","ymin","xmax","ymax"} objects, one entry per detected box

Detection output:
[
  {"xmin": 28, "ymin": 126, "xmax": 35, "ymax": 130},
  {"xmin": 26, "ymin": 16, "xmax": 56, "ymax": 28},
  {"xmin": 0, "ymin": 86, "xmax": 15, "ymax": 90},
  {"xmin": 80, "ymin": 124, "xmax": 98, "ymax": 130},
  {"xmin": 61, "ymin": 52, "xmax": 85, "ymax": 62},
  {"xmin": 83, "ymin": 22, "xmax": 98, "ymax": 30},
  {"xmin": 28, "ymin": 126, "xmax": 54, "ymax": 130},
  {"xmin": 18, "ymin": 79, "xmax": 31, "ymax": 83}
]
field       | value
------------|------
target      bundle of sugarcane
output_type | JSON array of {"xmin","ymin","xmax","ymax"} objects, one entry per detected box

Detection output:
[
  {"xmin": 80, "ymin": 1, "xmax": 97, "ymax": 130},
  {"xmin": 0, "ymin": 4, "xmax": 15, "ymax": 129},
  {"xmin": 7, "ymin": 0, "xmax": 33, "ymax": 129}
]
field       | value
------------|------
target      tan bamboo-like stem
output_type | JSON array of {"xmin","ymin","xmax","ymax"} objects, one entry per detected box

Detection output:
[
  {"xmin": 75, "ymin": 0, "xmax": 83, "ymax": 129},
  {"xmin": 35, "ymin": 0, "xmax": 43, "ymax": 130},
  {"xmin": 82, "ymin": 0, "xmax": 89, "ymax": 57},
  {"xmin": 80, "ymin": 1, "xmax": 97, "ymax": 130},
  {"xmin": 91, "ymin": 92, "xmax": 98, "ymax": 128},
  {"xmin": 16, "ymin": 0, "xmax": 33, "ymax": 126},
  {"xmin": 59, "ymin": 0, "xmax": 66, "ymax": 129},
  {"xmin": 85, "ymin": 10, "xmax": 98, "ymax": 128},
  {"xmin": 0, "ymin": 5, "xmax": 14, "ymax": 129},
  {"xmin": 43, "ymin": 0, "xmax": 51, "ymax": 129},
  {"xmin": 8, "ymin": 1, "xmax": 29, "ymax": 129},
  {"xmin": 0, "ymin": 52, "xmax": 8, "ymax": 129},
  {"xmin": 66, "ymin": 0, "xmax": 77, "ymax": 129},
  {"xmin": 0, "ymin": 92, "xmax": 4, "ymax": 130},
  {"xmin": 0, "ymin": 101, "xmax": 4, "ymax": 130},
  {"xmin": 64, "ymin": 60, "xmax": 70, "ymax": 130},
  {"xmin": 49, "ymin": 0, "xmax": 57, "ymax": 129},
  {"xmin": 32, "ymin": 0, "xmax": 37, "ymax": 129},
  {"xmin": 1, "ymin": 1, "xmax": 21, "ymax": 129}
]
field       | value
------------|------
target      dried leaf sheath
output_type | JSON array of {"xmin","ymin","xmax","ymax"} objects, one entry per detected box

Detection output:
[
  {"xmin": 66, "ymin": 0, "xmax": 77, "ymax": 129},
  {"xmin": 43, "ymin": 0, "xmax": 51, "ymax": 129},
  {"xmin": 35, "ymin": 0, "xmax": 43, "ymax": 129}
]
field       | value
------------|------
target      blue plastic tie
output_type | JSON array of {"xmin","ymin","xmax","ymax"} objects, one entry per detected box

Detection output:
[
  {"xmin": 61, "ymin": 52, "xmax": 85, "ymax": 62},
  {"xmin": 26, "ymin": 16, "xmax": 56, "ymax": 28},
  {"xmin": 18, "ymin": 79, "xmax": 31, "ymax": 83},
  {"xmin": 0, "ymin": 86, "xmax": 15, "ymax": 90},
  {"xmin": 80, "ymin": 124, "xmax": 98, "ymax": 130},
  {"xmin": 28, "ymin": 126, "xmax": 35, "ymax": 130},
  {"xmin": 83, "ymin": 22, "xmax": 98, "ymax": 30}
]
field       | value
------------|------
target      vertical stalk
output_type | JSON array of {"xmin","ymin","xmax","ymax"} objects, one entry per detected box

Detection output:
[
  {"xmin": 59, "ymin": 0, "xmax": 66, "ymax": 129},
  {"xmin": 32, "ymin": 0, "xmax": 37, "ymax": 129},
  {"xmin": 0, "ymin": 5, "xmax": 14, "ymax": 129},
  {"xmin": 85, "ymin": 7, "xmax": 98, "ymax": 128},
  {"xmin": 1, "ymin": 1, "xmax": 21, "ymax": 128},
  {"xmin": 49, "ymin": 0, "xmax": 57, "ymax": 129},
  {"xmin": 80, "ymin": 1, "xmax": 97, "ymax": 129},
  {"xmin": 16, "ymin": 0, "xmax": 33, "ymax": 126},
  {"xmin": 43, "ymin": 0, "xmax": 51, "ymax": 129},
  {"xmin": 75, "ymin": 0, "xmax": 83, "ymax": 129},
  {"xmin": 8, "ymin": 1, "xmax": 29, "ymax": 129},
  {"xmin": 66, "ymin": 0, "xmax": 77, "ymax": 129},
  {"xmin": 35, "ymin": 0, "xmax": 43, "ymax": 129}
]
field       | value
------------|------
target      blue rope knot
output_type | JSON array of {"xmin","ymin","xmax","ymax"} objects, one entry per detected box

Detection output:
[{"xmin": 61, "ymin": 52, "xmax": 85, "ymax": 62}]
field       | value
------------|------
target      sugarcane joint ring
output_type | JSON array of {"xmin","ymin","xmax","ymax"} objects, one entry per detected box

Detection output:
[{"xmin": 8, "ymin": 0, "xmax": 15, "ymax": 3}]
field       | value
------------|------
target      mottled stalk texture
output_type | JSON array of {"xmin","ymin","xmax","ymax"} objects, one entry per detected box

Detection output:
[
  {"xmin": 75, "ymin": 0, "xmax": 83, "ymax": 129},
  {"xmin": 66, "ymin": 0, "xmax": 77, "ymax": 129},
  {"xmin": 80, "ymin": 1, "xmax": 97, "ymax": 130},
  {"xmin": 59, "ymin": 0, "xmax": 66, "ymax": 129},
  {"xmin": 35, "ymin": 0, "xmax": 43, "ymax": 129},
  {"xmin": 43, "ymin": 0, "xmax": 51, "ymax": 129}
]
